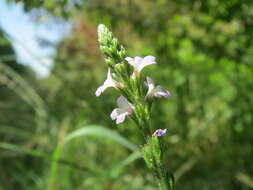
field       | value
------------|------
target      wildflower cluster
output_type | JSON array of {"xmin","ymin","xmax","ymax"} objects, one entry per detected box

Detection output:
[{"xmin": 96, "ymin": 24, "xmax": 175, "ymax": 190}]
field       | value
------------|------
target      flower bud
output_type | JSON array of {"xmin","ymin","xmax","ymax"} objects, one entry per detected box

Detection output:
[
  {"xmin": 142, "ymin": 143, "xmax": 155, "ymax": 169},
  {"xmin": 111, "ymin": 38, "xmax": 119, "ymax": 49},
  {"xmin": 105, "ymin": 58, "xmax": 115, "ymax": 67},
  {"xmin": 119, "ymin": 49, "xmax": 126, "ymax": 59},
  {"xmin": 151, "ymin": 136, "xmax": 162, "ymax": 163},
  {"xmin": 97, "ymin": 24, "xmax": 113, "ymax": 45}
]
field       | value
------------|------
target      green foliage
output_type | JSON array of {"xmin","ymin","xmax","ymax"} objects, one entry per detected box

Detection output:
[{"xmin": 1, "ymin": 0, "xmax": 253, "ymax": 189}]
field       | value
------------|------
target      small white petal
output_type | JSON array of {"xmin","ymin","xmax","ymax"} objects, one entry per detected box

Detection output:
[
  {"xmin": 145, "ymin": 77, "xmax": 171, "ymax": 99},
  {"xmin": 125, "ymin": 57, "xmax": 135, "ymax": 66},
  {"xmin": 110, "ymin": 96, "xmax": 134, "ymax": 124},
  {"xmin": 95, "ymin": 68, "xmax": 117, "ymax": 96},
  {"xmin": 117, "ymin": 96, "xmax": 132, "ymax": 110},
  {"xmin": 116, "ymin": 113, "xmax": 127, "ymax": 124},
  {"xmin": 146, "ymin": 76, "xmax": 155, "ymax": 90},
  {"xmin": 95, "ymin": 85, "xmax": 105, "ymax": 97},
  {"xmin": 136, "ymin": 55, "xmax": 156, "ymax": 73},
  {"xmin": 110, "ymin": 108, "xmax": 119, "ymax": 120},
  {"xmin": 125, "ymin": 55, "xmax": 156, "ymax": 74},
  {"xmin": 153, "ymin": 86, "xmax": 171, "ymax": 98},
  {"xmin": 144, "ymin": 55, "xmax": 156, "ymax": 63},
  {"xmin": 134, "ymin": 56, "xmax": 143, "ymax": 65}
]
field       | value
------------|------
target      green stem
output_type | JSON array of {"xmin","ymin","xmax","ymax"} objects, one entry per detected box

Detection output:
[
  {"xmin": 142, "ymin": 131, "xmax": 175, "ymax": 190},
  {"xmin": 154, "ymin": 149, "xmax": 175, "ymax": 190}
]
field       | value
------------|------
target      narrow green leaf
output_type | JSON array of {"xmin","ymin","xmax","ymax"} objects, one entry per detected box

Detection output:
[{"xmin": 65, "ymin": 125, "xmax": 138, "ymax": 152}]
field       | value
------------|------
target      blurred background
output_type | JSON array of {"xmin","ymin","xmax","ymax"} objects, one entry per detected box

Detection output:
[{"xmin": 0, "ymin": 0, "xmax": 253, "ymax": 189}]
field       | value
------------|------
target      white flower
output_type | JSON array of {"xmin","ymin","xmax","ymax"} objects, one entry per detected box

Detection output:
[
  {"xmin": 95, "ymin": 68, "xmax": 120, "ymax": 97},
  {"xmin": 145, "ymin": 77, "xmax": 171, "ymax": 98},
  {"xmin": 125, "ymin": 55, "xmax": 156, "ymax": 75},
  {"xmin": 110, "ymin": 96, "xmax": 134, "ymax": 124}
]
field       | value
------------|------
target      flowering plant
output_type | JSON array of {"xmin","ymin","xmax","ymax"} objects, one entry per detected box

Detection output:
[{"xmin": 96, "ymin": 24, "xmax": 175, "ymax": 190}]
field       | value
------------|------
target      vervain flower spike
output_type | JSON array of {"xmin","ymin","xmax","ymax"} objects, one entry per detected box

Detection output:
[
  {"xmin": 125, "ymin": 55, "xmax": 156, "ymax": 76},
  {"xmin": 95, "ymin": 68, "xmax": 122, "ymax": 97},
  {"xmin": 96, "ymin": 24, "xmax": 175, "ymax": 190},
  {"xmin": 110, "ymin": 96, "xmax": 134, "ymax": 124},
  {"xmin": 145, "ymin": 76, "xmax": 171, "ymax": 99}
]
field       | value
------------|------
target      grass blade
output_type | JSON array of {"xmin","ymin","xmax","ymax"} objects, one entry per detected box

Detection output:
[{"xmin": 65, "ymin": 125, "xmax": 139, "ymax": 152}]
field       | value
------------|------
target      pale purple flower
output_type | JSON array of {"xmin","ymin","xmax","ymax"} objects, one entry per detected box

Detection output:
[
  {"xmin": 95, "ymin": 68, "xmax": 121, "ymax": 97},
  {"xmin": 125, "ymin": 55, "xmax": 156, "ymax": 75},
  {"xmin": 110, "ymin": 96, "xmax": 134, "ymax": 124},
  {"xmin": 145, "ymin": 77, "xmax": 171, "ymax": 99},
  {"xmin": 152, "ymin": 129, "xmax": 167, "ymax": 137}
]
